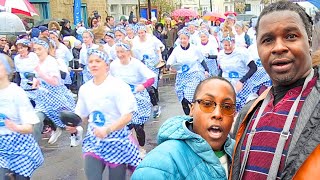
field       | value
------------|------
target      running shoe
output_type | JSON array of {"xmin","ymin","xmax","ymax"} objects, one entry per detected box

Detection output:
[
  {"xmin": 70, "ymin": 126, "xmax": 83, "ymax": 147},
  {"xmin": 48, "ymin": 127, "xmax": 62, "ymax": 144},
  {"xmin": 153, "ymin": 106, "xmax": 161, "ymax": 118},
  {"xmin": 139, "ymin": 148, "xmax": 147, "ymax": 159}
]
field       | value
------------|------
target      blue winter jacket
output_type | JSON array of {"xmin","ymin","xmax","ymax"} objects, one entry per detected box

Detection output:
[{"xmin": 131, "ymin": 116, "xmax": 235, "ymax": 180}]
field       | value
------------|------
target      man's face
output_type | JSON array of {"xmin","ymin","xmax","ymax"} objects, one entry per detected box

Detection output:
[
  {"xmin": 190, "ymin": 79, "xmax": 235, "ymax": 151},
  {"xmin": 42, "ymin": 30, "xmax": 49, "ymax": 37},
  {"xmin": 257, "ymin": 10, "xmax": 312, "ymax": 86},
  {"xmin": 0, "ymin": 37, "xmax": 6, "ymax": 47},
  {"xmin": 188, "ymin": 25, "xmax": 196, "ymax": 34},
  {"xmin": 109, "ymin": 17, "xmax": 115, "ymax": 26}
]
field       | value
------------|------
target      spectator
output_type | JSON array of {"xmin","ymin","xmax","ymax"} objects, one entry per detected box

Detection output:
[
  {"xmin": 38, "ymin": 26, "xmax": 49, "ymax": 38},
  {"xmin": 61, "ymin": 19, "xmax": 74, "ymax": 37},
  {"xmin": 132, "ymin": 76, "xmax": 236, "ymax": 179},
  {"xmin": 230, "ymin": 1, "xmax": 320, "ymax": 179},
  {"xmin": 0, "ymin": 35, "xmax": 10, "ymax": 55},
  {"xmin": 105, "ymin": 16, "xmax": 115, "ymax": 31}
]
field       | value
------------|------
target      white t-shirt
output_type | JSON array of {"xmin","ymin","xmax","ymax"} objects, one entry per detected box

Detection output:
[
  {"xmin": 132, "ymin": 34, "xmax": 161, "ymax": 60},
  {"xmin": 248, "ymin": 43, "xmax": 262, "ymax": 68},
  {"xmin": 75, "ymin": 75, "xmax": 137, "ymax": 127},
  {"xmin": 37, "ymin": 55, "xmax": 62, "ymax": 85},
  {"xmin": 235, "ymin": 32, "xmax": 247, "ymax": 48},
  {"xmin": 14, "ymin": 52, "xmax": 39, "ymax": 87},
  {"xmin": 197, "ymin": 39, "xmax": 219, "ymax": 57},
  {"xmin": 79, "ymin": 43, "xmax": 99, "ymax": 66},
  {"xmin": 0, "ymin": 83, "xmax": 39, "ymax": 135},
  {"xmin": 217, "ymin": 47, "xmax": 250, "ymax": 87},
  {"xmin": 110, "ymin": 58, "xmax": 156, "ymax": 85},
  {"xmin": 167, "ymin": 44, "xmax": 204, "ymax": 73},
  {"xmin": 56, "ymin": 42, "xmax": 73, "ymax": 67}
]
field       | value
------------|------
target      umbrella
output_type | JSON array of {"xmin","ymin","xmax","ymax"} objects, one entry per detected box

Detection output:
[
  {"xmin": 172, "ymin": 9, "xmax": 198, "ymax": 17},
  {"xmin": 307, "ymin": 0, "xmax": 320, "ymax": 9},
  {"xmin": 0, "ymin": 0, "xmax": 39, "ymax": 17},
  {"xmin": 0, "ymin": 12, "xmax": 26, "ymax": 35},
  {"xmin": 224, "ymin": 11, "xmax": 237, "ymax": 17},
  {"xmin": 203, "ymin": 12, "xmax": 226, "ymax": 22},
  {"xmin": 34, "ymin": 18, "xmax": 64, "ymax": 27}
]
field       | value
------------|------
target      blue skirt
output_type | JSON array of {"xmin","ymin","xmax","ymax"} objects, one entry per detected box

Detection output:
[
  {"xmin": 131, "ymin": 90, "xmax": 152, "ymax": 125},
  {"xmin": 34, "ymin": 82, "xmax": 76, "ymax": 128},
  {"xmin": 175, "ymin": 71, "xmax": 205, "ymax": 102},
  {"xmin": 236, "ymin": 68, "xmax": 272, "ymax": 112},
  {"xmin": 82, "ymin": 68, "xmax": 93, "ymax": 83},
  {"xmin": 0, "ymin": 133, "xmax": 43, "ymax": 177},
  {"xmin": 82, "ymin": 125, "xmax": 141, "ymax": 167},
  {"xmin": 204, "ymin": 58, "xmax": 219, "ymax": 77}
]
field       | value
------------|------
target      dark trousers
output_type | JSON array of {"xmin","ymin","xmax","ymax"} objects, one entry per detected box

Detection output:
[
  {"xmin": 128, "ymin": 124, "xmax": 145, "ymax": 146},
  {"xmin": 0, "ymin": 168, "xmax": 30, "ymax": 180}
]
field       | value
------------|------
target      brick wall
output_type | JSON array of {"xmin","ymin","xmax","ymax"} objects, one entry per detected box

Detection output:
[{"xmin": 50, "ymin": 0, "xmax": 108, "ymax": 25}]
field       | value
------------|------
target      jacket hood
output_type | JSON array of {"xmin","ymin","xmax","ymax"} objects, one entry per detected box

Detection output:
[{"xmin": 157, "ymin": 116, "xmax": 235, "ymax": 164}]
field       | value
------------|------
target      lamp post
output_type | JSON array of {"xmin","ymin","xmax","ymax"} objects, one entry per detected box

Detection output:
[
  {"xmin": 148, "ymin": 0, "xmax": 151, "ymax": 19},
  {"xmin": 137, "ymin": 0, "xmax": 141, "ymax": 19}
]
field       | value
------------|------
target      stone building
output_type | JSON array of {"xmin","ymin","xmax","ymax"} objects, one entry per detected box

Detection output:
[{"xmin": 30, "ymin": 0, "xmax": 108, "ymax": 26}]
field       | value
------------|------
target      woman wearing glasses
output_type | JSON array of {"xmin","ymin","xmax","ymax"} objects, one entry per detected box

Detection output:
[{"xmin": 132, "ymin": 76, "xmax": 236, "ymax": 179}]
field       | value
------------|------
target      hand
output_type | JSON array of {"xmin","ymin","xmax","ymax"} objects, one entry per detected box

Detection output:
[
  {"xmin": 34, "ymin": 65, "xmax": 45, "ymax": 78},
  {"xmin": 204, "ymin": 71, "xmax": 209, "ymax": 78},
  {"xmin": 32, "ymin": 78, "xmax": 40, "ymax": 89},
  {"xmin": 4, "ymin": 44, "xmax": 10, "ymax": 52},
  {"xmin": 235, "ymin": 81, "xmax": 244, "ymax": 93},
  {"xmin": 65, "ymin": 126, "xmax": 77, "ymax": 134},
  {"xmin": 5, "ymin": 120, "xmax": 20, "ymax": 132},
  {"xmin": 135, "ymin": 84, "xmax": 145, "ymax": 92},
  {"xmin": 94, "ymin": 126, "xmax": 111, "ymax": 139},
  {"xmin": 170, "ymin": 67, "xmax": 177, "ymax": 73}
]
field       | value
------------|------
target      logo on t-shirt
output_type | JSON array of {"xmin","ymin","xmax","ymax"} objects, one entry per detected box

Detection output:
[
  {"xmin": 229, "ymin": 71, "xmax": 240, "ymax": 78},
  {"xmin": 182, "ymin": 64, "xmax": 190, "ymax": 73},
  {"xmin": 0, "ymin": 113, "xmax": 8, "ymax": 127},
  {"xmin": 92, "ymin": 111, "xmax": 106, "ymax": 127},
  {"xmin": 256, "ymin": 59, "xmax": 262, "ymax": 67}
]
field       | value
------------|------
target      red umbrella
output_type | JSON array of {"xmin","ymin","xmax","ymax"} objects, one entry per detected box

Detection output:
[
  {"xmin": 224, "ymin": 11, "xmax": 237, "ymax": 17},
  {"xmin": 203, "ymin": 12, "xmax": 226, "ymax": 22},
  {"xmin": 172, "ymin": 9, "xmax": 198, "ymax": 17},
  {"xmin": 0, "ymin": 0, "xmax": 39, "ymax": 17}
]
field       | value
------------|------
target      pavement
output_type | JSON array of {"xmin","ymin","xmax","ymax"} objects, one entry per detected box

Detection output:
[{"xmin": 32, "ymin": 82, "xmax": 184, "ymax": 180}]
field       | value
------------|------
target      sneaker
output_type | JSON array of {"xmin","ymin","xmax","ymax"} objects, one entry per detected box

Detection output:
[
  {"xmin": 70, "ymin": 126, "xmax": 83, "ymax": 147},
  {"xmin": 139, "ymin": 148, "xmax": 147, "ymax": 159},
  {"xmin": 153, "ymin": 106, "xmax": 161, "ymax": 118},
  {"xmin": 48, "ymin": 127, "xmax": 62, "ymax": 144}
]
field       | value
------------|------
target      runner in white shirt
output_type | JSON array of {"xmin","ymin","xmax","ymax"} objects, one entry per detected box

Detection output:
[
  {"xmin": 0, "ymin": 54, "xmax": 43, "ymax": 179},
  {"xmin": 66, "ymin": 48, "xmax": 140, "ymax": 180},
  {"xmin": 110, "ymin": 40, "xmax": 155, "ymax": 159},
  {"xmin": 79, "ymin": 30, "xmax": 99, "ymax": 83},
  {"xmin": 103, "ymin": 31, "xmax": 116, "ymax": 58},
  {"xmin": 32, "ymin": 37, "xmax": 80, "ymax": 146},
  {"xmin": 197, "ymin": 30, "xmax": 219, "ymax": 76},
  {"xmin": 14, "ymin": 39, "xmax": 39, "ymax": 101},
  {"xmin": 132, "ymin": 24, "xmax": 163, "ymax": 118},
  {"xmin": 236, "ymin": 42, "xmax": 272, "ymax": 112},
  {"xmin": 167, "ymin": 28, "xmax": 209, "ymax": 115},
  {"xmin": 49, "ymin": 31, "xmax": 73, "ymax": 67},
  {"xmin": 217, "ymin": 32, "xmax": 257, "ymax": 93}
]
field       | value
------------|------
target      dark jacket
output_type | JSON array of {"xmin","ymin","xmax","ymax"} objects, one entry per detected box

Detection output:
[
  {"xmin": 230, "ymin": 66, "xmax": 320, "ymax": 180},
  {"xmin": 153, "ymin": 30, "xmax": 167, "ymax": 47}
]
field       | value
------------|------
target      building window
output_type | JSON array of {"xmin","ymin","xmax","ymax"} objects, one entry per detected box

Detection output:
[
  {"xmin": 29, "ymin": 0, "xmax": 50, "ymax": 19},
  {"xmin": 225, "ymin": 6, "xmax": 228, "ymax": 12},
  {"xmin": 111, "ymin": 5, "xmax": 116, "ymax": 13}
]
